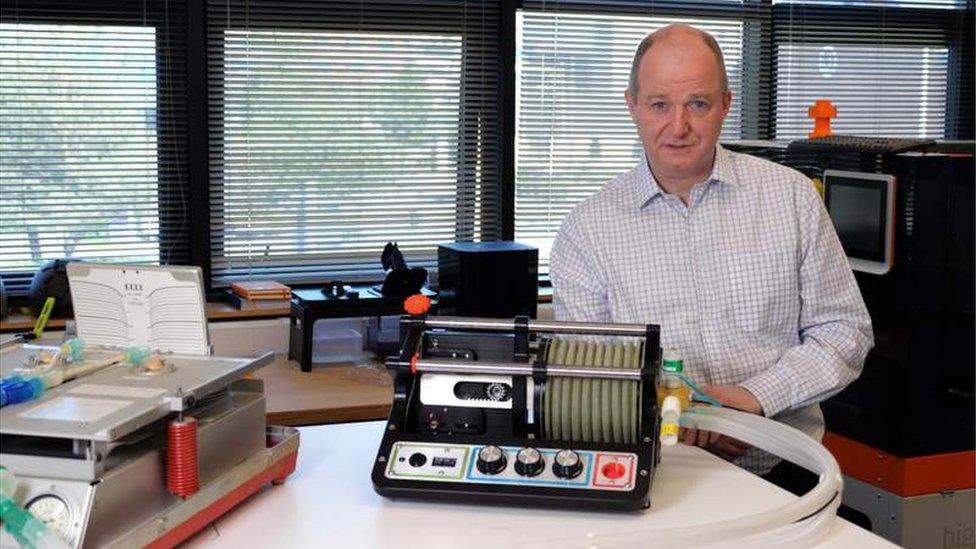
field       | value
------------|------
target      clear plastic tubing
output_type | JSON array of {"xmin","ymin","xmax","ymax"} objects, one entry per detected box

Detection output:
[{"xmin": 525, "ymin": 406, "xmax": 843, "ymax": 548}]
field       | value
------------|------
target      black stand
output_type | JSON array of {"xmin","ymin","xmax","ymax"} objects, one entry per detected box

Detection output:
[{"xmin": 288, "ymin": 287, "xmax": 431, "ymax": 372}]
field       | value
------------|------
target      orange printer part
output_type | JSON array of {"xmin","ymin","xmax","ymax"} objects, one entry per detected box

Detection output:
[{"xmin": 824, "ymin": 431, "xmax": 976, "ymax": 497}]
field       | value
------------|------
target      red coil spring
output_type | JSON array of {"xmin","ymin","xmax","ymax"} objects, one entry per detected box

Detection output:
[{"xmin": 166, "ymin": 417, "xmax": 199, "ymax": 498}]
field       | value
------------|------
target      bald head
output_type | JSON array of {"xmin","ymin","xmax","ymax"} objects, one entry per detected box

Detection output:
[
  {"xmin": 627, "ymin": 24, "xmax": 729, "ymax": 98},
  {"xmin": 623, "ymin": 23, "xmax": 732, "ymax": 196}
]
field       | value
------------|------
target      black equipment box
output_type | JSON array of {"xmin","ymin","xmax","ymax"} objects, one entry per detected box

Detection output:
[{"xmin": 437, "ymin": 241, "xmax": 539, "ymax": 319}]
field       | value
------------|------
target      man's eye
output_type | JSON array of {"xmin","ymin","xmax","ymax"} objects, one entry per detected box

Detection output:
[
  {"xmin": 689, "ymin": 100, "xmax": 710, "ymax": 112},
  {"xmin": 650, "ymin": 102, "xmax": 668, "ymax": 113}
]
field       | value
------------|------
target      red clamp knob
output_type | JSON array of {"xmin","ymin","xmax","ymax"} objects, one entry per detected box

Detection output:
[{"xmin": 404, "ymin": 294, "xmax": 431, "ymax": 316}]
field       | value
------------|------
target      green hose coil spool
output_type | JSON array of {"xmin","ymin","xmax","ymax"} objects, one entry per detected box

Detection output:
[{"xmin": 542, "ymin": 338, "xmax": 643, "ymax": 444}]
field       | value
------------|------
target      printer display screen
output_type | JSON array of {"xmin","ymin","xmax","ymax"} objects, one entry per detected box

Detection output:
[{"xmin": 825, "ymin": 176, "xmax": 887, "ymax": 263}]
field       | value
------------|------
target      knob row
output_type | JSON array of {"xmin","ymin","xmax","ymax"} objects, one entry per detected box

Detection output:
[{"xmin": 476, "ymin": 446, "xmax": 583, "ymax": 479}]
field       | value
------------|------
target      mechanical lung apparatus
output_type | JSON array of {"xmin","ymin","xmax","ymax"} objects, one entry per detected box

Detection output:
[
  {"xmin": 0, "ymin": 264, "xmax": 299, "ymax": 548},
  {"xmin": 372, "ymin": 309, "xmax": 662, "ymax": 511}
]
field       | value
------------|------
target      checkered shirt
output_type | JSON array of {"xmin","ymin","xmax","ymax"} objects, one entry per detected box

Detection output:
[{"xmin": 550, "ymin": 144, "xmax": 874, "ymax": 475}]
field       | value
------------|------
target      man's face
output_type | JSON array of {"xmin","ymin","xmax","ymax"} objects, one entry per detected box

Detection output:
[{"xmin": 625, "ymin": 35, "xmax": 731, "ymax": 186}]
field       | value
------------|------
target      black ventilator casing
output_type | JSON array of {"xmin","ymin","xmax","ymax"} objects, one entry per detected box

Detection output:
[{"xmin": 371, "ymin": 316, "xmax": 662, "ymax": 511}]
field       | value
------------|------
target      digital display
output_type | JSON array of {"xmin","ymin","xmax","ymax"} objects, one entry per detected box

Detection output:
[
  {"xmin": 825, "ymin": 175, "xmax": 888, "ymax": 263},
  {"xmin": 432, "ymin": 457, "xmax": 457, "ymax": 468}
]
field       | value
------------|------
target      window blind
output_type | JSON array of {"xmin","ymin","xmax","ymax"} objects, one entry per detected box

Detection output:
[
  {"xmin": 207, "ymin": 1, "xmax": 503, "ymax": 287},
  {"xmin": 772, "ymin": 1, "xmax": 972, "ymax": 138},
  {"xmin": 0, "ymin": 1, "xmax": 190, "ymax": 295},
  {"xmin": 514, "ymin": 5, "xmax": 758, "ymax": 270}
]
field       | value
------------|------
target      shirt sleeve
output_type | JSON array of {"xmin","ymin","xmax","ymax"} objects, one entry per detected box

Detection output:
[
  {"xmin": 549, "ymin": 208, "xmax": 612, "ymax": 323},
  {"xmin": 739, "ymin": 181, "xmax": 875, "ymax": 418}
]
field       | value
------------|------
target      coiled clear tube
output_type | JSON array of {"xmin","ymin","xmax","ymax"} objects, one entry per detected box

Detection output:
[{"xmin": 517, "ymin": 406, "xmax": 843, "ymax": 548}]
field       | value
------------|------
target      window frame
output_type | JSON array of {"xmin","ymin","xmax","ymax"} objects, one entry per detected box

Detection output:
[
  {"xmin": 0, "ymin": 0, "xmax": 971, "ymax": 300},
  {"xmin": 0, "ymin": 0, "xmax": 195, "ymax": 297},
  {"xmin": 203, "ymin": 0, "xmax": 507, "ymax": 289},
  {"xmin": 516, "ymin": 0, "xmax": 774, "ymax": 139},
  {"xmin": 509, "ymin": 0, "xmax": 971, "ymax": 276},
  {"xmin": 769, "ymin": 2, "xmax": 974, "ymax": 139}
]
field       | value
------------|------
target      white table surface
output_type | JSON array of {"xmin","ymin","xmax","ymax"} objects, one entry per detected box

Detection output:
[{"xmin": 183, "ymin": 421, "xmax": 895, "ymax": 549}]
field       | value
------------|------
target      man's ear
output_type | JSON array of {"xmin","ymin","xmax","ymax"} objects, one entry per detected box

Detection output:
[
  {"xmin": 722, "ymin": 89, "xmax": 732, "ymax": 117},
  {"xmin": 625, "ymin": 89, "xmax": 637, "ymax": 120}
]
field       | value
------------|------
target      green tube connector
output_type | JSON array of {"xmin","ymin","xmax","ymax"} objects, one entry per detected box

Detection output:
[
  {"xmin": 0, "ymin": 468, "xmax": 69, "ymax": 549},
  {"xmin": 57, "ymin": 338, "xmax": 85, "ymax": 364},
  {"xmin": 679, "ymin": 374, "xmax": 723, "ymax": 407},
  {"xmin": 0, "ymin": 493, "xmax": 68, "ymax": 549},
  {"xmin": 121, "ymin": 346, "xmax": 152, "ymax": 367}
]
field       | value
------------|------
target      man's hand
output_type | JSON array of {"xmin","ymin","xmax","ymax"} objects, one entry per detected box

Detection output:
[
  {"xmin": 701, "ymin": 385, "xmax": 763, "ymax": 414},
  {"xmin": 679, "ymin": 385, "xmax": 763, "ymax": 462}
]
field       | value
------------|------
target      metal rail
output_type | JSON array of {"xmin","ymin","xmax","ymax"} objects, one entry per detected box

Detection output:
[
  {"xmin": 422, "ymin": 316, "xmax": 650, "ymax": 337},
  {"xmin": 408, "ymin": 358, "xmax": 643, "ymax": 380}
]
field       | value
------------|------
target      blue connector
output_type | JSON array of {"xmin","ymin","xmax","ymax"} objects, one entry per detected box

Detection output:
[
  {"xmin": 1, "ymin": 374, "xmax": 23, "ymax": 387},
  {"xmin": 0, "ymin": 375, "xmax": 45, "ymax": 408},
  {"xmin": 0, "ymin": 375, "xmax": 20, "ymax": 407}
]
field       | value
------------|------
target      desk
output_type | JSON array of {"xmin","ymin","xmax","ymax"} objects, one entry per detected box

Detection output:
[
  {"xmin": 253, "ymin": 355, "xmax": 393, "ymax": 425},
  {"xmin": 183, "ymin": 422, "xmax": 895, "ymax": 549}
]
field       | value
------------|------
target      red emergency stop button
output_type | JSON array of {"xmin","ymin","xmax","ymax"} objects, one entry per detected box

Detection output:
[{"xmin": 601, "ymin": 461, "xmax": 626, "ymax": 480}]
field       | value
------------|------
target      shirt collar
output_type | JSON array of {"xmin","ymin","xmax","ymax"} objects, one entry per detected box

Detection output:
[{"xmin": 631, "ymin": 143, "xmax": 737, "ymax": 210}]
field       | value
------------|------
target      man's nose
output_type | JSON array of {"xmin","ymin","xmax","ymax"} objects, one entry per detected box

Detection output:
[{"xmin": 671, "ymin": 107, "xmax": 690, "ymax": 135}]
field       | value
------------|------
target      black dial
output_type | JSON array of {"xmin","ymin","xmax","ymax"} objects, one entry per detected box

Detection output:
[
  {"xmin": 514, "ymin": 447, "xmax": 545, "ymax": 477},
  {"xmin": 552, "ymin": 449, "xmax": 583, "ymax": 479},
  {"xmin": 408, "ymin": 452, "xmax": 427, "ymax": 467},
  {"xmin": 476, "ymin": 445, "xmax": 507, "ymax": 475}
]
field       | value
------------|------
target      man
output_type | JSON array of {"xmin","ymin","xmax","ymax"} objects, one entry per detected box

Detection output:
[{"xmin": 549, "ymin": 24, "xmax": 874, "ymax": 481}]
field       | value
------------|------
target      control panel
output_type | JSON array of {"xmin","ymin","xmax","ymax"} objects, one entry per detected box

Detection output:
[{"xmin": 385, "ymin": 442, "xmax": 637, "ymax": 491}]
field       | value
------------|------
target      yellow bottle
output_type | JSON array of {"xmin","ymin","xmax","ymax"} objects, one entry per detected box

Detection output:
[{"xmin": 657, "ymin": 348, "xmax": 692, "ymax": 411}]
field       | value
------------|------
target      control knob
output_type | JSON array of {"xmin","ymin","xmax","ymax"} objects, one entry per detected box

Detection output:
[
  {"xmin": 514, "ymin": 447, "xmax": 544, "ymax": 477},
  {"xmin": 476, "ymin": 445, "xmax": 507, "ymax": 475},
  {"xmin": 552, "ymin": 449, "xmax": 583, "ymax": 479}
]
